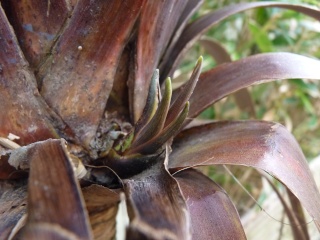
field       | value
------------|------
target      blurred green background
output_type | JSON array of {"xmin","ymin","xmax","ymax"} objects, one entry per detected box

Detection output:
[{"xmin": 177, "ymin": 0, "xmax": 320, "ymax": 160}]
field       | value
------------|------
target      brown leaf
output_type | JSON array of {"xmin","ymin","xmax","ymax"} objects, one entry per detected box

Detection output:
[
  {"xmin": 39, "ymin": 0, "xmax": 145, "ymax": 146},
  {"xmin": 14, "ymin": 223, "xmax": 81, "ymax": 240},
  {"xmin": 188, "ymin": 53, "xmax": 320, "ymax": 119},
  {"xmin": 0, "ymin": 5, "xmax": 63, "ymax": 145},
  {"xmin": 160, "ymin": 2, "xmax": 320, "ymax": 79},
  {"xmin": 130, "ymin": 0, "xmax": 187, "ymax": 122},
  {"xmin": 82, "ymin": 185, "xmax": 120, "ymax": 240},
  {"xmin": 174, "ymin": 169, "xmax": 246, "ymax": 240},
  {"xmin": 15, "ymin": 139, "xmax": 92, "ymax": 239},
  {"xmin": 0, "ymin": 180, "xmax": 27, "ymax": 240},
  {"xmin": 1, "ymin": 0, "xmax": 71, "ymax": 68},
  {"xmin": 124, "ymin": 154, "xmax": 191, "ymax": 240},
  {"xmin": 169, "ymin": 120, "xmax": 320, "ymax": 230}
]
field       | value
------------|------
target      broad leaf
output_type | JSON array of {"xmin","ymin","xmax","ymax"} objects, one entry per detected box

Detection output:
[
  {"xmin": 160, "ymin": 2, "xmax": 320, "ymax": 79},
  {"xmin": 124, "ymin": 153, "xmax": 191, "ymax": 239},
  {"xmin": 1, "ymin": 0, "xmax": 71, "ymax": 68},
  {"xmin": 169, "ymin": 120, "xmax": 320, "ymax": 230},
  {"xmin": 39, "ymin": 0, "xmax": 145, "ymax": 146},
  {"xmin": 0, "ymin": 5, "xmax": 62, "ymax": 145},
  {"xmin": 175, "ymin": 169, "xmax": 246, "ymax": 240},
  {"xmin": 187, "ymin": 53, "xmax": 320, "ymax": 118}
]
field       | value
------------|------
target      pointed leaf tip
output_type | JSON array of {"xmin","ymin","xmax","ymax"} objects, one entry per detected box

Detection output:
[{"xmin": 197, "ymin": 55, "xmax": 203, "ymax": 65}]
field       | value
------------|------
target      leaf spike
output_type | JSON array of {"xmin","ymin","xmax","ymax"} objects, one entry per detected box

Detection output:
[
  {"xmin": 131, "ymin": 77, "xmax": 172, "ymax": 148},
  {"xmin": 134, "ymin": 69, "xmax": 160, "ymax": 133},
  {"xmin": 129, "ymin": 101, "xmax": 189, "ymax": 155},
  {"xmin": 165, "ymin": 56, "xmax": 202, "ymax": 127}
]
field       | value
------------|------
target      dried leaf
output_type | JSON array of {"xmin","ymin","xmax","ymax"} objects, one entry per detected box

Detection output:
[
  {"xmin": 169, "ymin": 120, "xmax": 320, "ymax": 230},
  {"xmin": 82, "ymin": 185, "xmax": 120, "ymax": 240},
  {"xmin": 15, "ymin": 139, "xmax": 92, "ymax": 239},
  {"xmin": 0, "ymin": 180, "xmax": 27, "ymax": 240},
  {"xmin": 175, "ymin": 169, "xmax": 246, "ymax": 240}
]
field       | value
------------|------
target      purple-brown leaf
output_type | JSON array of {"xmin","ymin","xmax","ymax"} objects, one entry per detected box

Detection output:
[
  {"xmin": 0, "ymin": 5, "xmax": 63, "ymax": 145},
  {"xmin": 169, "ymin": 120, "xmax": 320, "ymax": 230},
  {"xmin": 188, "ymin": 53, "xmax": 320, "ymax": 118},
  {"xmin": 124, "ymin": 157, "xmax": 190, "ymax": 239},
  {"xmin": 39, "ymin": 0, "xmax": 145, "ymax": 146},
  {"xmin": 199, "ymin": 38, "xmax": 255, "ymax": 117},
  {"xmin": 160, "ymin": 2, "xmax": 320, "ymax": 79},
  {"xmin": 130, "ymin": 0, "xmax": 187, "ymax": 122},
  {"xmin": 175, "ymin": 169, "xmax": 246, "ymax": 240}
]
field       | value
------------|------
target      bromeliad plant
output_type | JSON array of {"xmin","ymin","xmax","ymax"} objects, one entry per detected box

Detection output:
[{"xmin": 1, "ymin": 1, "xmax": 320, "ymax": 239}]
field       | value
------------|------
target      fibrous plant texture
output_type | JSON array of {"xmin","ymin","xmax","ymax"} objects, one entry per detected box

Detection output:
[{"xmin": 1, "ymin": 1, "xmax": 320, "ymax": 239}]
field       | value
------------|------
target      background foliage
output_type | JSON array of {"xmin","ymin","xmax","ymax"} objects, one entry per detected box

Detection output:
[
  {"xmin": 177, "ymin": 0, "xmax": 320, "ymax": 160},
  {"xmin": 173, "ymin": 0, "xmax": 320, "ymax": 230}
]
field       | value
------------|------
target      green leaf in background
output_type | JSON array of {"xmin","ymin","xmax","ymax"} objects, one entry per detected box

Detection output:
[{"xmin": 248, "ymin": 21, "xmax": 273, "ymax": 52}]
